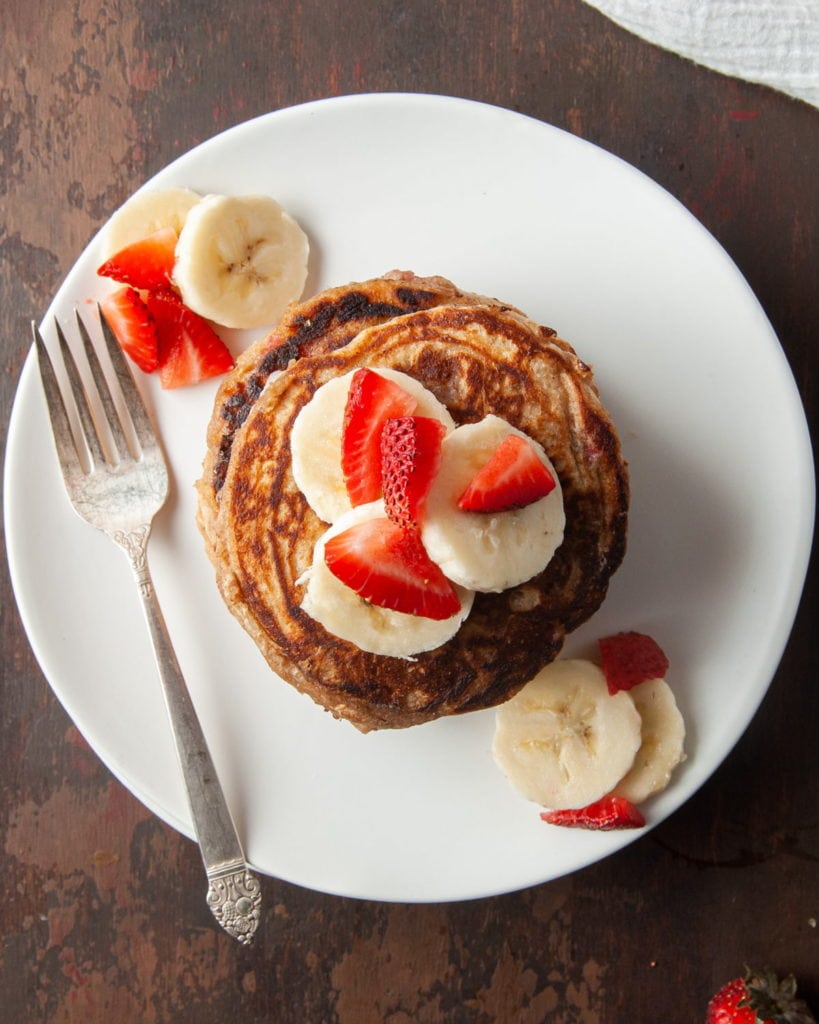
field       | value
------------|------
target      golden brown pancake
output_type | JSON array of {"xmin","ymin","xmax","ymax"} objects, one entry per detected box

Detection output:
[
  {"xmin": 199, "ymin": 289, "xmax": 629, "ymax": 732},
  {"xmin": 197, "ymin": 271, "xmax": 505, "ymax": 555}
]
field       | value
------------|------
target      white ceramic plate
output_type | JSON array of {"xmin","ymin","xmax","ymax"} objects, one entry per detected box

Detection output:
[{"xmin": 5, "ymin": 94, "xmax": 814, "ymax": 902}]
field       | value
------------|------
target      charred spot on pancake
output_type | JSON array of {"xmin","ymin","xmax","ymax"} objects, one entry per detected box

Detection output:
[
  {"xmin": 288, "ymin": 291, "xmax": 409, "ymax": 344},
  {"xmin": 257, "ymin": 341, "xmax": 300, "ymax": 377},
  {"xmin": 221, "ymin": 387, "xmax": 255, "ymax": 430},
  {"xmin": 335, "ymin": 291, "xmax": 409, "ymax": 324},
  {"xmin": 213, "ymin": 436, "xmax": 233, "ymax": 493},
  {"xmin": 394, "ymin": 286, "xmax": 438, "ymax": 307}
]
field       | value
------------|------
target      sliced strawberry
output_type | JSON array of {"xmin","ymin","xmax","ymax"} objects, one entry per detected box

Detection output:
[
  {"xmin": 540, "ymin": 794, "xmax": 646, "ymax": 830},
  {"xmin": 97, "ymin": 226, "xmax": 178, "ymax": 291},
  {"xmin": 99, "ymin": 286, "xmax": 159, "ymax": 373},
  {"xmin": 598, "ymin": 631, "xmax": 670, "ymax": 695},
  {"xmin": 324, "ymin": 517, "xmax": 461, "ymax": 620},
  {"xmin": 146, "ymin": 289, "xmax": 234, "ymax": 389},
  {"xmin": 381, "ymin": 416, "xmax": 446, "ymax": 529},
  {"xmin": 457, "ymin": 434, "xmax": 556, "ymax": 512},
  {"xmin": 342, "ymin": 369, "xmax": 418, "ymax": 505}
]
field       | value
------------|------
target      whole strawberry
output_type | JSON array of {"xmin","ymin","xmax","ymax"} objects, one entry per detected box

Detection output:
[{"xmin": 706, "ymin": 967, "xmax": 815, "ymax": 1024}]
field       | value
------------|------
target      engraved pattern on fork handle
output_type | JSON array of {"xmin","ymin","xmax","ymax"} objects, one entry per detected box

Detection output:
[
  {"xmin": 114, "ymin": 525, "xmax": 152, "ymax": 595},
  {"xmin": 115, "ymin": 526, "xmax": 261, "ymax": 944},
  {"xmin": 206, "ymin": 861, "xmax": 263, "ymax": 945}
]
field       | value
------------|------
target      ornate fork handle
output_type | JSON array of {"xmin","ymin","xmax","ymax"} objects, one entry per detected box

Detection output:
[{"xmin": 115, "ymin": 526, "xmax": 262, "ymax": 945}]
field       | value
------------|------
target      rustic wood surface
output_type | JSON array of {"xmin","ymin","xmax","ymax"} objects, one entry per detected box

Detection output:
[{"xmin": 2, "ymin": 1, "xmax": 817, "ymax": 1021}]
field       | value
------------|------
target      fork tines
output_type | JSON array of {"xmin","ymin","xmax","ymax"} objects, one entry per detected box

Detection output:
[{"xmin": 33, "ymin": 307, "xmax": 157, "ymax": 474}]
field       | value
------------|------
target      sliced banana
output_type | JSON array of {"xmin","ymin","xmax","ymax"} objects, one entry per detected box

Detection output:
[
  {"xmin": 173, "ymin": 193, "xmax": 309, "ymax": 329},
  {"xmin": 298, "ymin": 501, "xmax": 474, "ymax": 659},
  {"xmin": 613, "ymin": 678, "xmax": 686, "ymax": 804},
  {"xmin": 101, "ymin": 186, "xmax": 202, "ymax": 256},
  {"xmin": 291, "ymin": 368, "xmax": 455, "ymax": 524},
  {"xmin": 421, "ymin": 415, "xmax": 565, "ymax": 592},
  {"xmin": 492, "ymin": 659, "xmax": 642, "ymax": 810}
]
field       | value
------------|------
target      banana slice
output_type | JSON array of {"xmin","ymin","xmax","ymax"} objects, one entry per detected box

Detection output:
[
  {"xmin": 101, "ymin": 186, "xmax": 202, "ymax": 256},
  {"xmin": 291, "ymin": 368, "xmax": 455, "ymax": 524},
  {"xmin": 299, "ymin": 501, "xmax": 474, "ymax": 658},
  {"xmin": 613, "ymin": 678, "xmax": 686, "ymax": 803},
  {"xmin": 492, "ymin": 659, "xmax": 642, "ymax": 810},
  {"xmin": 173, "ymin": 193, "xmax": 309, "ymax": 329},
  {"xmin": 421, "ymin": 415, "xmax": 565, "ymax": 592}
]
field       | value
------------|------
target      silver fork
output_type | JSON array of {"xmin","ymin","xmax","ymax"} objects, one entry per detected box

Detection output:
[{"xmin": 33, "ymin": 309, "xmax": 261, "ymax": 945}]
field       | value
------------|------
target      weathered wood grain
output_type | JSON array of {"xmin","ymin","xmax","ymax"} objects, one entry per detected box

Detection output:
[{"xmin": 2, "ymin": 0, "xmax": 817, "ymax": 1020}]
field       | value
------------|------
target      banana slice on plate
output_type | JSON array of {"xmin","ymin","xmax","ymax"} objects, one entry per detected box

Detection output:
[
  {"xmin": 421, "ymin": 415, "xmax": 565, "ymax": 592},
  {"xmin": 492, "ymin": 659, "xmax": 642, "ymax": 810},
  {"xmin": 299, "ymin": 501, "xmax": 474, "ymax": 659},
  {"xmin": 291, "ymin": 368, "xmax": 455, "ymax": 524},
  {"xmin": 101, "ymin": 186, "xmax": 202, "ymax": 256},
  {"xmin": 173, "ymin": 193, "xmax": 309, "ymax": 329},
  {"xmin": 613, "ymin": 678, "xmax": 686, "ymax": 803}
]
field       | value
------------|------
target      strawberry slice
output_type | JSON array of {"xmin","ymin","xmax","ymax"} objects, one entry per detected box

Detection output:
[
  {"xmin": 146, "ymin": 289, "xmax": 234, "ymax": 389},
  {"xmin": 324, "ymin": 517, "xmax": 461, "ymax": 620},
  {"xmin": 381, "ymin": 416, "xmax": 447, "ymax": 529},
  {"xmin": 457, "ymin": 433, "xmax": 556, "ymax": 512},
  {"xmin": 97, "ymin": 226, "xmax": 178, "ymax": 291},
  {"xmin": 99, "ymin": 286, "xmax": 159, "ymax": 373},
  {"xmin": 598, "ymin": 631, "xmax": 670, "ymax": 695},
  {"xmin": 342, "ymin": 369, "xmax": 418, "ymax": 505},
  {"xmin": 540, "ymin": 794, "xmax": 646, "ymax": 830}
]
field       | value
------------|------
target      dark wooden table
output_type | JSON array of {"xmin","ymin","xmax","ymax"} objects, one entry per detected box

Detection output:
[{"xmin": 2, "ymin": 2, "xmax": 817, "ymax": 1020}]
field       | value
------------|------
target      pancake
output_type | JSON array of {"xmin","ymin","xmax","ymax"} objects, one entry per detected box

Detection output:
[
  {"xmin": 200, "ymin": 294, "xmax": 629, "ymax": 732},
  {"xmin": 197, "ymin": 270, "xmax": 505, "ymax": 555}
]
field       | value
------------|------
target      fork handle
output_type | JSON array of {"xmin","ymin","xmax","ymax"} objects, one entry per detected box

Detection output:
[{"xmin": 117, "ymin": 525, "xmax": 261, "ymax": 945}]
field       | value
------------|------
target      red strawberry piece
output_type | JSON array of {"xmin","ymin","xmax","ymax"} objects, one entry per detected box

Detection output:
[
  {"xmin": 707, "ymin": 977, "xmax": 768, "ymax": 1024},
  {"xmin": 324, "ymin": 516, "xmax": 461, "ymax": 620},
  {"xmin": 457, "ymin": 433, "xmax": 556, "ymax": 512},
  {"xmin": 97, "ymin": 226, "xmax": 178, "ymax": 291},
  {"xmin": 706, "ymin": 966, "xmax": 815, "ymax": 1024},
  {"xmin": 146, "ymin": 289, "xmax": 234, "ymax": 389},
  {"xmin": 381, "ymin": 416, "xmax": 446, "ymax": 529},
  {"xmin": 99, "ymin": 286, "xmax": 159, "ymax": 373},
  {"xmin": 540, "ymin": 794, "xmax": 646, "ymax": 831},
  {"xmin": 598, "ymin": 631, "xmax": 670, "ymax": 695},
  {"xmin": 341, "ymin": 369, "xmax": 418, "ymax": 505}
]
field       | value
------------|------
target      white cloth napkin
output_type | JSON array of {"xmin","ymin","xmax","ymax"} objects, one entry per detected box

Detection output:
[{"xmin": 582, "ymin": 1, "xmax": 819, "ymax": 108}]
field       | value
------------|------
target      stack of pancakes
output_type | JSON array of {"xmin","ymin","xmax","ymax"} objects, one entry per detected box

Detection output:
[{"xmin": 196, "ymin": 271, "xmax": 629, "ymax": 731}]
